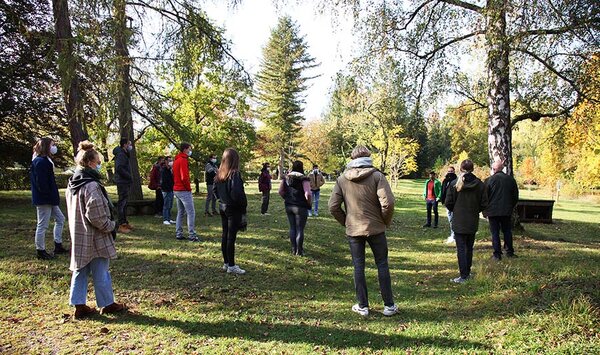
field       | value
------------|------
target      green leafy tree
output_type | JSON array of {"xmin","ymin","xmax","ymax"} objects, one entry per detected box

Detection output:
[{"xmin": 255, "ymin": 16, "xmax": 318, "ymax": 178}]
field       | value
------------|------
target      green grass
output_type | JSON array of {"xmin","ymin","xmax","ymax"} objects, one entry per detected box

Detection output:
[{"xmin": 0, "ymin": 180, "xmax": 598, "ymax": 353}]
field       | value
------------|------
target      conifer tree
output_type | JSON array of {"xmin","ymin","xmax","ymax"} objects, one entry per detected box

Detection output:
[{"xmin": 255, "ymin": 16, "xmax": 317, "ymax": 177}]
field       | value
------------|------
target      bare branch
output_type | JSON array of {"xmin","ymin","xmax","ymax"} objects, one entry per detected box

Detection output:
[
  {"xmin": 514, "ymin": 17, "xmax": 600, "ymax": 38},
  {"xmin": 510, "ymin": 104, "xmax": 576, "ymax": 128},
  {"xmin": 438, "ymin": 0, "xmax": 483, "ymax": 13},
  {"xmin": 395, "ymin": 30, "xmax": 485, "ymax": 60}
]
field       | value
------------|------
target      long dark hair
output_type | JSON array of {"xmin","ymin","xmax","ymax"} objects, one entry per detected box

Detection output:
[
  {"xmin": 291, "ymin": 160, "xmax": 304, "ymax": 174},
  {"xmin": 215, "ymin": 148, "xmax": 240, "ymax": 183},
  {"xmin": 33, "ymin": 137, "xmax": 54, "ymax": 157}
]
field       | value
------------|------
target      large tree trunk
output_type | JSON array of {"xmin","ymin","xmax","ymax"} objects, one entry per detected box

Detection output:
[
  {"xmin": 486, "ymin": 0, "xmax": 513, "ymax": 176},
  {"xmin": 114, "ymin": 0, "xmax": 143, "ymax": 200},
  {"xmin": 52, "ymin": 0, "xmax": 88, "ymax": 154},
  {"xmin": 279, "ymin": 147, "xmax": 285, "ymax": 179}
]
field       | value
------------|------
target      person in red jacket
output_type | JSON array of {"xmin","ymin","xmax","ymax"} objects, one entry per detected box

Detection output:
[{"xmin": 173, "ymin": 143, "xmax": 198, "ymax": 242}]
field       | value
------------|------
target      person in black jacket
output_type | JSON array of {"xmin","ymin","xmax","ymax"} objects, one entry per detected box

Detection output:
[
  {"xmin": 445, "ymin": 160, "xmax": 488, "ymax": 283},
  {"xmin": 112, "ymin": 138, "xmax": 133, "ymax": 233},
  {"xmin": 440, "ymin": 166, "xmax": 458, "ymax": 244},
  {"xmin": 30, "ymin": 138, "xmax": 68, "ymax": 259},
  {"xmin": 214, "ymin": 148, "xmax": 248, "ymax": 275},
  {"xmin": 278, "ymin": 160, "xmax": 312, "ymax": 256},
  {"xmin": 160, "ymin": 156, "xmax": 175, "ymax": 225},
  {"xmin": 484, "ymin": 160, "xmax": 520, "ymax": 260},
  {"xmin": 204, "ymin": 154, "xmax": 218, "ymax": 216}
]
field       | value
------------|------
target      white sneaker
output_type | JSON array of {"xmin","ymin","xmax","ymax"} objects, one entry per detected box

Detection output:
[
  {"xmin": 308, "ymin": 211, "xmax": 313, "ymax": 217},
  {"xmin": 352, "ymin": 304, "xmax": 369, "ymax": 316},
  {"xmin": 445, "ymin": 236, "xmax": 455, "ymax": 244},
  {"xmin": 227, "ymin": 265, "xmax": 246, "ymax": 275},
  {"xmin": 314, "ymin": 211, "xmax": 319, "ymax": 216},
  {"xmin": 169, "ymin": 220, "xmax": 176, "ymax": 224},
  {"xmin": 383, "ymin": 304, "xmax": 398, "ymax": 316},
  {"xmin": 163, "ymin": 221, "xmax": 171, "ymax": 225},
  {"xmin": 222, "ymin": 263, "xmax": 228, "ymax": 271}
]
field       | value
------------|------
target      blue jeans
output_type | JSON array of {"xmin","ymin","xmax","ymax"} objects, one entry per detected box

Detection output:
[
  {"xmin": 348, "ymin": 233, "xmax": 394, "ymax": 308},
  {"xmin": 69, "ymin": 257, "xmax": 114, "ymax": 307},
  {"xmin": 35, "ymin": 205, "xmax": 64, "ymax": 250},
  {"xmin": 446, "ymin": 208, "xmax": 455, "ymax": 238},
  {"xmin": 285, "ymin": 205, "xmax": 308, "ymax": 255},
  {"xmin": 488, "ymin": 216, "xmax": 514, "ymax": 257},
  {"xmin": 311, "ymin": 190, "xmax": 320, "ymax": 214},
  {"xmin": 205, "ymin": 184, "xmax": 217, "ymax": 213},
  {"xmin": 162, "ymin": 191, "xmax": 174, "ymax": 221},
  {"xmin": 174, "ymin": 191, "xmax": 196, "ymax": 238}
]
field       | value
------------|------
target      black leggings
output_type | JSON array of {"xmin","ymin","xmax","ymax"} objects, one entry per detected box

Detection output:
[
  {"xmin": 285, "ymin": 205, "xmax": 308, "ymax": 255},
  {"xmin": 220, "ymin": 210, "xmax": 242, "ymax": 266}
]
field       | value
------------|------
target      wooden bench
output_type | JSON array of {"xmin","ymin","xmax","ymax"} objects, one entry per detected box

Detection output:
[
  {"xmin": 516, "ymin": 199, "xmax": 555, "ymax": 223},
  {"xmin": 126, "ymin": 199, "xmax": 156, "ymax": 216}
]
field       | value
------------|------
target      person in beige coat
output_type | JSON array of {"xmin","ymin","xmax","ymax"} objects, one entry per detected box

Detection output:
[
  {"xmin": 328, "ymin": 145, "xmax": 397, "ymax": 317},
  {"xmin": 65, "ymin": 141, "xmax": 125, "ymax": 319},
  {"xmin": 308, "ymin": 164, "xmax": 325, "ymax": 216}
]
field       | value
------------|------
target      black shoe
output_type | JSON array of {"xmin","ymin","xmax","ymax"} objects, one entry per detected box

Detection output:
[
  {"xmin": 433, "ymin": 225, "xmax": 438, "ymax": 229},
  {"xmin": 491, "ymin": 255, "xmax": 501, "ymax": 261},
  {"xmin": 37, "ymin": 249, "xmax": 54, "ymax": 260},
  {"xmin": 204, "ymin": 211, "xmax": 212, "ymax": 217},
  {"xmin": 54, "ymin": 242, "xmax": 69, "ymax": 254},
  {"xmin": 176, "ymin": 236, "xmax": 186, "ymax": 240},
  {"xmin": 422, "ymin": 224, "xmax": 431, "ymax": 228},
  {"xmin": 506, "ymin": 253, "xmax": 518, "ymax": 258}
]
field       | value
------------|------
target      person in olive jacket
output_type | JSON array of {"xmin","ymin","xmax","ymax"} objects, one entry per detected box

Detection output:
[
  {"xmin": 445, "ymin": 159, "xmax": 488, "ymax": 283},
  {"xmin": 214, "ymin": 148, "xmax": 248, "ymax": 275},
  {"xmin": 484, "ymin": 160, "xmax": 519, "ymax": 260},
  {"xmin": 30, "ymin": 137, "xmax": 68, "ymax": 259},
  {"xmin": 328, "ymin": 145, "xmax": 398, "ymax": 317}
]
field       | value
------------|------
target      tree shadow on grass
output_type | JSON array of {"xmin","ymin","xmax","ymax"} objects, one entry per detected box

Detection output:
[{"xmin": 96, "ymin": 312, "xmax": 489, "ymax": 351}]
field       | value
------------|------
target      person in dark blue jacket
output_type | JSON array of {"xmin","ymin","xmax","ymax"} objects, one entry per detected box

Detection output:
[
  {"xmin": 214, "ymin": 148, "xmax": 248, "ymax": 275},
  {"xmin": 160, "ymin": 156, "xmax": 175, "ymax": 225},
  {"xmin": 112, "ymin": 138, "xmax": 133, "ymax": 233},
  {"xmin": 278, "ymin": 160, "xmax": 312, "ymax": 256},
  {"xmin": 30, "ymin": 138, "xmax": 68, "ymax": 259}
]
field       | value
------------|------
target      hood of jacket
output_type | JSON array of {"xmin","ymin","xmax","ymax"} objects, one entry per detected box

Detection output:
[
  {"xmin": 174, "ymin": 151, "xmax": 188, "ymax": 162},
  {"xmin": 460, "ymin": 172, "xmax": 480, "ymax": 189},
  {"xmin": 68, "ymin": 168, "xmax": 102, "ymax": 194},
  {"xmin": 112, "ymin": 146, "xmax": 129, "ymax": 157},
  {"xmin": 444, "ymin": 172, "xmax": 457, "ymax": 182},
  {"xmin": 286, "ymin": 171, "xmax": 307, "ymax": 185},
  {"xmin": 344, "ymin": 157, "xmax": 377, "ymax": 182}
]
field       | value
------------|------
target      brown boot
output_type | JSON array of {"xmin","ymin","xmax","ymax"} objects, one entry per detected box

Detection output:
[
  {"xmin": 117, "ymin": 224, "xmax": 131, "ymax": 233},
  {"xmin": 100, "ymin": 302, "xmax": 127, "ymax": 315},
  {"xmin": 73, "ymin": 304, "xmax": 97, "ymax": 320},
  {"xmin": 123, "ymin": 223, "xmax": 134, "ymax": 231}
]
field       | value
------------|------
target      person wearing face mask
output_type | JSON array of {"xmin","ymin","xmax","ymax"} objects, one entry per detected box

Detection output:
[
  {"xmin": 308, "ymin": 164, "xmax": 325, "ymax": 217},
  {"xmin": 66, "ymin": 141, "xmax": 125, "ymax": 319},
  {"xmin": 112, "ymin": 138, "xmax": 133, "ymax": 234},
  {"xmin": 258, "ymin": 162, "xmax": 272, "ymax": 215},
  {"xmin": 204, "ymin": 154, "xmax": 218, "ymax": 217},
  {"xmin": 444, "ymin": 159, "xmax": 488, "ymax": 283},
  {"xmin": 30, "ymin": 137, "xmax": 68, "ymax": 259},
  {"xmin": 440, "ymin": 166, "xmax": 458, "ymax": 244},
  {"xmin": 173, "ymin": 142, "xmax": 199, "ymax": 241},
  {"xmin": 148, "ymin": 156, "xmax": 164, "ymax": 218},
  {"xmin": 160, "ymin": 156, "xmax": 176, "ymax": 225}
]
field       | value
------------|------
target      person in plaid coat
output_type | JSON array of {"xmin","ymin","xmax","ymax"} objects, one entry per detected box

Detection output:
[{"xmin": 65, "ymin": 141, "xmax": 126, "ymax": 319}]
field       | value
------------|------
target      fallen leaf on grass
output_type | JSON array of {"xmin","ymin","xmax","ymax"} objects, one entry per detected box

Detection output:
[{"xmin": 100, "ymin": 327, "xmax": 110, "ymax": 334}]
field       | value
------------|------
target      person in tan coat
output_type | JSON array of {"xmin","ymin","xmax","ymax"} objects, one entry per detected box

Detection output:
[
  {"xmin": 308, "ymin": 164, "xmax": 325, "ymax": 216},
  {"xmin": 328, "ymin": 145, "xmax": 397, "ymax": 317},
  {"xmin": 65, "ymin": 141, "xmax": 125, "ymax": 319}
]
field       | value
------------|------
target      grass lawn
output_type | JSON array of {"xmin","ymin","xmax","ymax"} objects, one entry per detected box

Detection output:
[{"xmin": 0, "ymin": 179, "xmax": 598, "ymax": 353}]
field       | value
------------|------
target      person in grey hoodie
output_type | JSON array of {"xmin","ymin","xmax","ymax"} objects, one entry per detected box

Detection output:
[
  {"xmin": 444, "ymin": 159, "xmax": 488, "ymax": 283},
  {"xmin": 328, "ymin": 145, "xmax": 398, "ymax": 317},
  {"xmin": 112, "ymin": 138, "xmax": 133, "ymax": 233}
]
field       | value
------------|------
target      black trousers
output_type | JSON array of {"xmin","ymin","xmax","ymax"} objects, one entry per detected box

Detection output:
[
  {"xmin": 116, "ymin": 184, "xmax": 130, "ymax": 225},
  {"xmin": 220, "ymin": 209, "xmax": 242, "ymax": 267},
  {"xmin": 261, "ymin": 191, "xmax": 270, "ymax": 214},
  {"xmin": 285, "ymin": 205, "xmax": 308, "ymax": 255},
  {"xmin": 455, "ymin": 233, "xmax": 476, "ymax": 279},
  {"xmin": 488, "ymin": 216, "xmax": 514, "ymax": 257},
  {"xmin": 426, "ymin": 199, "xmax": 439, "ymax": 226},
  {"xmin": 154, "ymin": 189, "xmax": 164, "ymax": 214}
]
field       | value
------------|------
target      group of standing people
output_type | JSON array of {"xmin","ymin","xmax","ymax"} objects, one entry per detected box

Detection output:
[{"xmin": 423, "ymin": 160, "xmax": 519, "ymax": 283}]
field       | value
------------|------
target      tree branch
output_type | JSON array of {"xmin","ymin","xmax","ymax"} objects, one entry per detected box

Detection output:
[
  {"xmin": 514, "ymin": 17, "xmax": 600, "ymax": 38},
  {"xmin": 510, "ymin": 104, "xmax": 576, "ymax": 128},
  {"xmin": 395, "ymin": 30, "xmax": 485, "ymax": 60},
  {"xmin": 438, "ymin": 0, "xmax": 483, "ymax": 13}
]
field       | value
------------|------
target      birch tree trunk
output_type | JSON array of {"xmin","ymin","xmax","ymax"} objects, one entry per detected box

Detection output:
[
  {"xmin": 114, "ymin": 0, "xmax": 143, "ymax": 200},
  {"xmin": 486, "ymin": 0, "xmax": 513, "ymax": 176},
  {"xmin": 51, "ymin": 0, "xmax": 88, "ymax": 154}
]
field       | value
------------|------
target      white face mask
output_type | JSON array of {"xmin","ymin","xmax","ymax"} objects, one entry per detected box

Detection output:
[
  {"xmin": 211, "ymin": 158, "xmax": 217, "ymax": 163},
  {"xmin": 169, "ymin": 161, "xmax": 173, "ymax": 167},
  {"xmin": 50, "ymin": 145, "xmax": 58, "ymax": 155},
  {"xmin": 95, "ymin": 163, "xmax": 102, "ymax": 172},
  {"xmin": 127, "ymin": 145, "xmax": 133, "ymax": 151},
  {"xmin": 187, "ymin": 150, "xmax": 192, "ymax": 157}
]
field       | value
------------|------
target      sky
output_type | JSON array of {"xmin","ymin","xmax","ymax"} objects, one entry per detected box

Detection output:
[{"xmin": 202, "ymin": 0, "xmax": 357, "ymax": 120}]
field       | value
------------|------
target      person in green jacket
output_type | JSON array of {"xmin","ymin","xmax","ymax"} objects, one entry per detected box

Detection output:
[{"xmin": 422, "ymin": 171, "xmax": 442, "ymax": 228}]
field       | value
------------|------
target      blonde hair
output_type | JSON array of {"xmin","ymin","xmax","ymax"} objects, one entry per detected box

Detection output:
[
  {"xmin": 456, "ymin": 159, "xmax": 474, "ymax": 192},
  {"xmin": 74, "ymin": 141, "xmax": 100, "ymax": 168},
  {"xmin": 351, "ymin": 145, "xmax": 371, "ymax": 159}
]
